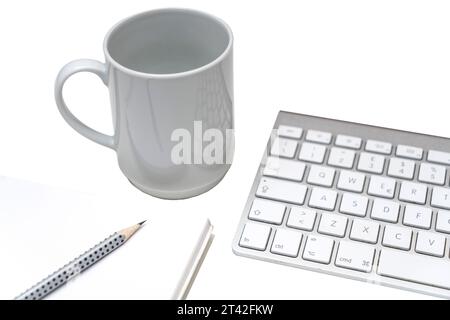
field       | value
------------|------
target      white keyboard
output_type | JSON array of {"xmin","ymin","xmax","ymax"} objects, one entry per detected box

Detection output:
[{"xmin": 232, "ymin": 111, "xmax": 450, "ymax": 299}]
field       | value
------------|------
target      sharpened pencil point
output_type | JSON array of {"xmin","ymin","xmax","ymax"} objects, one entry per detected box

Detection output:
[{"xmin": 138, "ymin": 220, "xmax": 147, "ymax": 226}]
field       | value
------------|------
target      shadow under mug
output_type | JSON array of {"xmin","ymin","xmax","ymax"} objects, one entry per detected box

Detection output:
[{"xmin": 55, "ymin": 8, "xmax": 234, "ymax": 199}]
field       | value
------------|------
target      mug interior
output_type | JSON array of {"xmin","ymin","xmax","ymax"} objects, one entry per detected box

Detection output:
[{"xmin": 106, "ymin": 9, "xmax": 231, "ymax": 75}]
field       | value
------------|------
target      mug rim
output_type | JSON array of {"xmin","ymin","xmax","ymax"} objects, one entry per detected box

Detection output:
[{"xmin": 103, "ymin": 8, "xmax": 233, "ymax": 79}]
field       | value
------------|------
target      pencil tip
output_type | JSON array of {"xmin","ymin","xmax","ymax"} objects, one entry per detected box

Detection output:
[{"xmin": 138, "ymin": 220, "xmax": 147, "ymax": 226}]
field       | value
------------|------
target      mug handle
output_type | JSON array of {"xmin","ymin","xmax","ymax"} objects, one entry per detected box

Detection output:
[{"xmin": 55, "ymin": 59, "xmax": 115, "ymax": 149}]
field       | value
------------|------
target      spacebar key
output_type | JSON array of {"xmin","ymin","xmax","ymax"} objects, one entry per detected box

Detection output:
[{"xmin": 378, "ymin": 249, "xmax": 450, "ymax": 290}]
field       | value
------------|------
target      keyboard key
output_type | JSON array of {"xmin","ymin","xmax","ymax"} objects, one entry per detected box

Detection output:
[
  {"xmin": 436, "ymin": 210, "xmax": 450, "ymax": 234},
  {"xmin": 350, "ymin": 219, "xmax": 380, "ymax": 244},
  {"xmin": 306, "ymin": 130, "xmax": 332, "ymax": 144},
  {"xmin": 431, "ymin": 187, "xmax": 450, "ymax": 209},
  {"xmin": 248, "ymin": 199, "xmax": 286, "ymax": 225},
  {"xmin": 368, "ymin": 176, "xmax": 396, "ymax": 199},
  {"xmin": 378, "ymin": 249, "xmax": 450, "ymax": 290},
  {"xmin": 239, "ymin": 223, "xmax": 271, "ymax": 251},
  {"xmin": 399, "ymin": 182, "xmax": 427, "ymax": 204},
  {"xmin": 271, "ymin": 229, "xmax": 303, "ymax": 257},
  {"xmin": 428, "ymin": 150, "xmax": 450, "ymax": 166},
  {"xmin": 357, "ymin": 152, "xmax": 385, "ymax": 174},
  {"xmin": 337, "ymin": 170, "xmax": 366, "ymax": 193},
  {"xmin": 366, "ymin": 140, "xmax": 392, "ymax": 155},
  {"xmin": 309, "ymin": 187, "xmax": 338, "ymax": 211},
  {"xmin": 335, "ymin": 135, "xmax": 362, "ymax": 149},
  {"xmin": 307, "ymin": 165, "xmax": 336, "ymax": 187},
  {"xmin": 256, "ymin": 177, "xmax": 308, "ymax": 205},
  {"xmin": 278, "ymin": 125, "xmax": 303, "ymax": 139},
  {"xmin": 327, "ymin": 147, "xmax": 355, "ymax": 169},
  {"xmin": 415, "ymin": 231, "xmax": 446, "ymax": 257},
  {"xmin": 318, "ymin": 213, "xmax": 348, "ymax": 237},
  {"xmin": 270, "ymin": 137, "xmax": 297, "ymax": 158},
  {"xmin": 387, "ymin": 158, "xmax": 415, "ymax": 180},
  {"xmin": 382, "ymin": 225, "xmax": 412, "ymax": 250},
  {"xmin": 335, "ymin": 241, "xmax": 375, "ymax": 273},
  {"xmin": 302, "ymin": 235, "xmax": 334, "ymax": 264},
  {"xmin": 263, "ymin": 156, "xmax": 306, "ymax": 181},
  {"xmin": 339, "ymin": 193, "xmax": 369, "ymax": 217},
  {"xmin": 418, "ymin": 163, "xmax": 446, "ymax": 185},
  {"xmin": 298, "ymin": 142, "xmax": 327, "ymax": 163},
  {"xmin": 403, "ymin": 205, "xmax": 432, "ymax": 229},
  {"xmin": 396, "ymin": 145, "xmax": 423, "ymax": 160},
  {"xmin": 371, "ymin": 199, "xmax": 400, "ymax": 223},
  {"xmin": 287, "ymin": 207, "xmax": 317, "ymax": 231}
]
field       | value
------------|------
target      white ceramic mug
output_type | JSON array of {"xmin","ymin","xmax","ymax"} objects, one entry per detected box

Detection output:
[{"xmin": 55, "ymin": 9, "xmax": 234, "ymax": 199}]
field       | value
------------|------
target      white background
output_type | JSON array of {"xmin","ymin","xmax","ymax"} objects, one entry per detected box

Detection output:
[{"xmin": 1, "ymin": 0, "xmax": 450, "ymax": 299}]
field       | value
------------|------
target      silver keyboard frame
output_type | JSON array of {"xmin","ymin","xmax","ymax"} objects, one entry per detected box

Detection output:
[{"xmin": 232, "ymin": 111, "xmax": 450, "ymax": 299}]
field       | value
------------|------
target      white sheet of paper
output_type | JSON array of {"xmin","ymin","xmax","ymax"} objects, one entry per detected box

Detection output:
[{"xmin": 0, "ymin": 176, "xmax": 212, "ymax": 300}]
